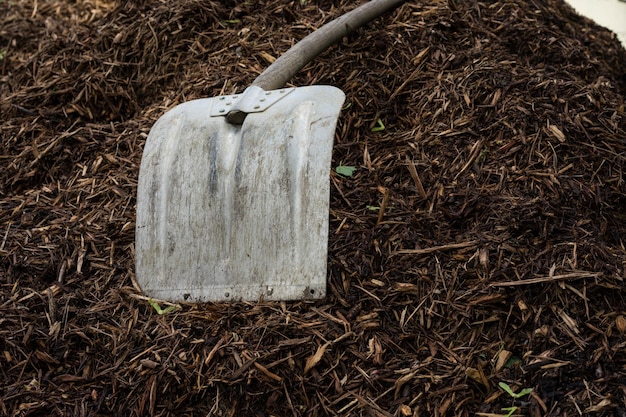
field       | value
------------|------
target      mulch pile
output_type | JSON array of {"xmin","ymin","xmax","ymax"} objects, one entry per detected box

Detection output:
[{"xmin": 1, "ymin": 0, "xmax": 625, "ymax": 415}]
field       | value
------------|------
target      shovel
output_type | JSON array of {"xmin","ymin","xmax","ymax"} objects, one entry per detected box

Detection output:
[{"xmin": 136, "ymin": 0, "xmax": 404, "ymax": 302}]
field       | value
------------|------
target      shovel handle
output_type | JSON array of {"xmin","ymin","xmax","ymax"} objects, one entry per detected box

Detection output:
[{"xmin": 252, "ymin": 0, "xmax": 406, "ymax": 91}]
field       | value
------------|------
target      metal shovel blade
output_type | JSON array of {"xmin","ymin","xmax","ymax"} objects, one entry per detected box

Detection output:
[{"xmin": 136, "ymin": 86, "xmax": 345, "ymax": 302}]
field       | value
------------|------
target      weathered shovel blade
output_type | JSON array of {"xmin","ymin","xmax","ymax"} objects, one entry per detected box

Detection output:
[{"xmin": 136, "ymin": 86, "xmax": 345, "ymax": 302}]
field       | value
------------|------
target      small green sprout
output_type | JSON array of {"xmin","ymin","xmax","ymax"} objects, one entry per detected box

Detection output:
[
  {"xmin": 148, "ymin": 299, "xmax": 181, "ymax": 315},
  {"xmin": 504, "ymin": 357, "xmax": 522, "ymax": 368},
  {"xmin": 335, "ymin": 165, "xmax": 357, "ymax": 177},
  {"xmin": 496, "ymin": 382, "xmax": 532, "ymax": 417},
  {"xmin": 371, "ymin": 118, "xmax": 385, "ymax": 132},
  {"xmin": 220, "ymin": 19, "xmax": 240, "ymax": 27},
  {"xmin": 0, "ymin": 50, "xmax": 6, "ymax": 61},
  {"xmin": 501, "ymin": 406, "xmax": 518, "ymax": 417},
  {"xmin": 498, "ymin": 382, "xmax": 533, "ymax": 399}
]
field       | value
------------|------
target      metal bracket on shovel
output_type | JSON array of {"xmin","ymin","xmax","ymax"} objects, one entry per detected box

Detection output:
[{"xmin": 210, "ymin": 86, "xmax": 296, "ymax": 118}]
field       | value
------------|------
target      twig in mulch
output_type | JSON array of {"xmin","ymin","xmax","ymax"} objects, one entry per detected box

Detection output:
[{"xmin": 490, "ymin": 271, "xmax": 602, "ymax": 286}]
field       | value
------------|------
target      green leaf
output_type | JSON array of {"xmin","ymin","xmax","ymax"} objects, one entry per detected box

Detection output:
[
  {"xmin": 148, "ymin": 299, "xmax": 162, "ymax": 314},
  {"xmin": 499, "ymin": 382, "xmax": 532, "ymax": 398},
  {"xmin": 148, "ymin": 299, "xmax": 180, "ymax": 315},
  {"xmin": 371, "ymin": 118, "xmax": 385, "ymax": 132},
  {"xmin": 499, "ymin": 382, "xmax": 516, "ymax": 397},
  {"xmin": 335, "ymin": 165, "xmax": 357, "ymax": 177},
  {"xmin": 504, "ymin": 357, "xmax": 522, "ymax": 368},
  {"xmin": 220, "ymin": 19, "xmax": 240, "ymax": 27},
  {"xmin": 0, "ymin": 50, "xmax": 6, "ymax": 61},
  {"xmin": 502, "ymin": 406, "xmax": 518, "ymax": 417}
]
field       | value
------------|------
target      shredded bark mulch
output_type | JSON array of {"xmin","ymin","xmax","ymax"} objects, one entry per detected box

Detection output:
[{"xmin": 1, "ymin": 0, "xmax": 625, "ymax": 416}]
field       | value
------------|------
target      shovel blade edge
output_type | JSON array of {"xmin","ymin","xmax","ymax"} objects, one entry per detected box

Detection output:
[{"xmin": 136, "ymin": 86, "xmax": 345, "ymax": 302}]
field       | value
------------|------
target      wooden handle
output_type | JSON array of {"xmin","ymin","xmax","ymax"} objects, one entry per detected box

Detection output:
[{"xmin": 252, "ymin": 0, "xmax": 405, "ymax": 90}]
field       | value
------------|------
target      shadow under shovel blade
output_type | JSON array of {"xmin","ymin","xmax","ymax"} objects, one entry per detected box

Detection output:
[{"xmin": 136, "ymin": 86, "xmax": 345, "ymax": 302}]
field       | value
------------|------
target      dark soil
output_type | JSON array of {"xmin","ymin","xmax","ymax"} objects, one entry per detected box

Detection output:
[{"xmin": 1, "ymin": 0, "xmax": 625, "ymax": 416}]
